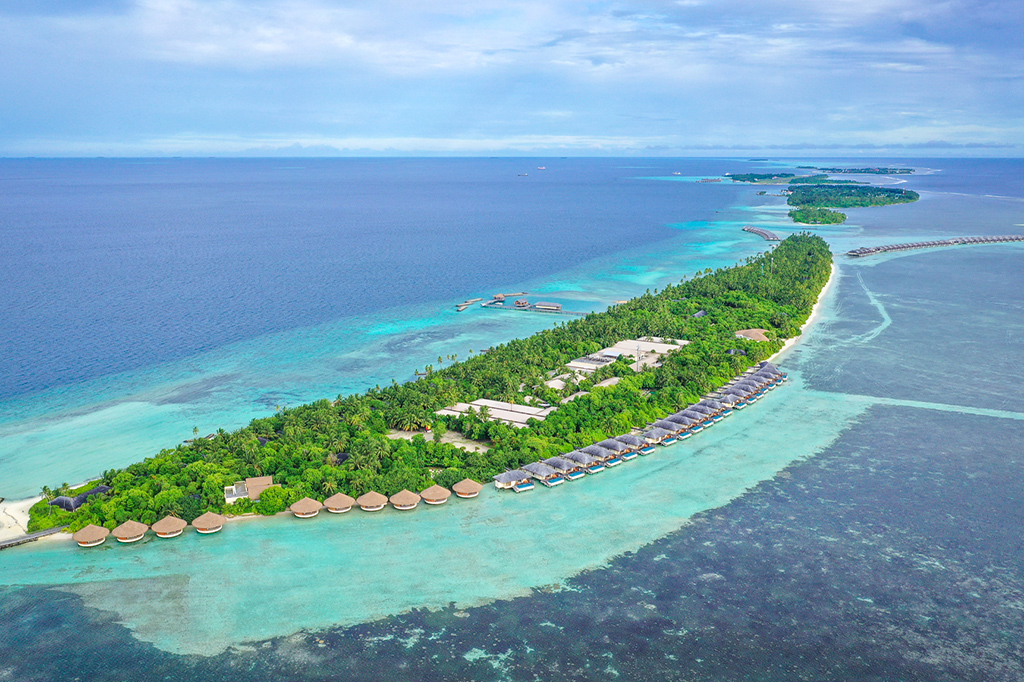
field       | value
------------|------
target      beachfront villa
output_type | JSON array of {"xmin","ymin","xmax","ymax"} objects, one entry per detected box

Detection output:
[
  {"xmin": 112, "ymin": 520, "xmax": 148, "ymax": 543},
  {"xmin": 452, "ymin": 478, "xmax": 483, "ymax": 498},
  {"xmin": 493, "ymin": 470, "xmax": 534, "ymax": 491},
  {"xmin": 72, "ymin": 524, "xmax": 110, "ymax": 547},
  {"xmin": 387, "ymin": 490, "xmax": 420, "ymax": 510},
  {"xmin": 420, "ymin": 484, "xmax": 451, "ymax": 505},
  {"xmin": 564, "ymin": 450, "xmax": 605, "ymax": 473},
  {"xmin": 522, "ymin": 461, "xmax": 565, "ymax": 487},
  {"xmin": 224, "ymin": 475, "xmax": 279, "ymax": 504},
  {"xmin": 324, "ymin": 492, "xmax": 356, "ymax": 513},
  {"xmin": 290, "ymin": 497, "xmax": 323, "ymax": 518},
  {"xmin": 357, "ymin": 491, "xmax": 388, "ymax": 511},
  {"xmin": 151, "ymin": 516, "xmax": 187, "ymax": 538},
  {"xmin": 192, "ymin": 512, "xmax": 226, "ymax": 534}
]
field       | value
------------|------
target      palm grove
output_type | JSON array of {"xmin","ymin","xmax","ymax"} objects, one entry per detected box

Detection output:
[{"xmin": 30, "ymin": 234, "xmax": 833, "ymax": 533}]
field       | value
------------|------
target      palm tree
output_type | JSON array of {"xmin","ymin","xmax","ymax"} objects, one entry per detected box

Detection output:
[
  {"xmin": 40, "ymin": 485, "xmax": 55, "ymax": 516},
  {"xmin": 321, "ymin": 480, "xmax": 337, "ymax": 495}
]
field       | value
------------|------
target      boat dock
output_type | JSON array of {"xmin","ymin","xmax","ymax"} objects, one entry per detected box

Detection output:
[
  {"xmin": 742, "ymin": 226, "xmax": 781, "ymax": 241},
  {"xmin": 0, "ymin": 525, "xmax": 67, "ymax": 551},
  {"xmin": 847, "ymin": 234, "xmax": 1024, "ymax": 258},
  {"xmin": 480, "ymin": 299, "xmax": 586, "ymax": 316}
]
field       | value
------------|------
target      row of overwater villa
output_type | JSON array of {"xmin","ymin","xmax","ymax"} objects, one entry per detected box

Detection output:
[
  {"xmin": 70, "ymin": 478, "xmax": 485, "ymax": 548},
  {"xmin": 492, "ymin": 361, "xmax": 788, "ymax": 492}
]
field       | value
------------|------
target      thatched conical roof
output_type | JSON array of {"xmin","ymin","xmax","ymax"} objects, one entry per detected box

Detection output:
[
  {"xmin": 389, "ymin": 489, "xmax": 421, "ymax": 507},
  {"xmin": 324, "ymin": 492, "xmax": 356, "ymax": 510},
  {"xmin": 112, "ymin": 520, "xmax": 148, "ymax": 539},
  {"xmin": 452, "ymin": 479, "xmax": 483, "ymax": 495},
  {"xmin": 356, "ymin": 491, "xmax": 388, "ymax": 508},
  {"xmin": 290, "ymin": 497, "xmax": 323, "ymax": 515},
  {"xmin": 151, "ymin": 516, "xmax": 187, "ymax": 535},
  {"xmin": 72, "ymin": 524, "xmax": 109, "ymax": 544},
  {"xmin": 420, "ymin": 484, "xmax": 451, "ymax": 502},
  {"xmin": 192, "ymin": 512, "xmax": 227, "ymax": 531}
]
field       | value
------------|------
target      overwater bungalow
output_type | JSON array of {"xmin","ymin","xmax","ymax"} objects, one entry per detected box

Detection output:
[
  {"xmin": 151, "ymin": 516, "xmax": 187, "ymax": 538},
  {"xmin": 452, "ymin": 478, "xmax": 483, "ymax": 498},
  {"xmin": 643, "ymin": 427, "xmax": 676, "ymax": 445},
  {"xmin": 290, "ymin": 497, "xmax": 323, "ymax": 518},
  {"xmin": 493, "ymin": 470, "xmax": 534, "ymax": 490},
  {"xmin": 545, "ymin": 456, "xmax": 586, "ymax": 481},
  {"xmin": 324, "ymin": 492, "xmax": 356, "ymax": 513},
  {"xmin": 615, "ymin": 433, "xmax": 655, "ymax": 455},
  {"xmin": 390, "ymin": 489, "xmax": 421, "ymax": 510},
  {"xmin": 112, "ymin": 520, "xmax": 148, "ymax": 543},
  {"xmin": 599, "ymin": 439, "xmax": 638, "ymax": 460},
  {"xmin": 582, "ymin": 444, "xmax": 622, "ymax": 466},
  {"xmin": 357, "ymin": 491, "xmax": 389, "ymax": 511},
  {"xmin": 522, "ymin": 461, "xmax": 565, "ymax": 487},
  {"xmin": 420, "ymin": 484, "xmax": 452, "ymax": 505},
  {"xmin": 564, "ymin": 450, "xmax": 605, "ymax": 473},
  {"xmin": 653, "ymin": 419, "xmax": 686, "ymax": 434},
  {"xmin": 192, "ymin": 512, "xmax": 227, "ymax": 534},
  {"xmin": 663, "ymin": 415, "xmax": 697, "ymax": 436},
  {"xmin": 73, "ymin": 524, "xmax": 110, "ymax": 548}
]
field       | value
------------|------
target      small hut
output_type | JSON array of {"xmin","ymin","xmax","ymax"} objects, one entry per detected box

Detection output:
[
  {"xmin": 356, "ymin": 491, "xmax": 388, "ymax": 511},
  {"xmin": 73, "ymin": 524, "xmax": 110, "ymax": 548},
  {"xmin": 192, "ymin": 512, "xmax": 227, "ymax": 534},
  {"xmin": 420, "ymin": 485, "xmax": 451, "ymax": 505},
  {"xmin": 151, "ymin": 516, "xmax": 187, "ymax": 539},
  {"xmin": 452, "ymin": 479, "xmax": 483, "ymax": 498},
  {"xmin": 290, "ymin": 497, "xmax": 323, "ymax": 518},
  {"xmin": 324, "ymin": 492, "xmax": 356, "ymax": 513},
  {"xmin": 390, "ymin": 489, "xmax": 421, "ymax": 510},
  {"xmin": 112, "ymin": 520, "xmax": 148, "ymax": 543}
]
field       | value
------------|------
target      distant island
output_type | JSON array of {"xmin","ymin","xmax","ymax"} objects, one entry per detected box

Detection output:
[
  {"xmin": 29, "ymin": 236, "xmax": 833, "ymax": 536},
  {"xmin": 729, "ymin": 172, "xmax": 859, "ymax": 185},
  {"xmin": 787, "ymin": 185, "xmax": 920, "ymax": 224},
  {"xmin": 814, "ymin": 167, "xmax": 914, "ymax": 175}
]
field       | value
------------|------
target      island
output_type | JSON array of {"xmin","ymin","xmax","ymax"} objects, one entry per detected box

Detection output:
[
  {"xmin": 787, "ymin": 185, "xmax": 920, "ymax": 224},
  {"xmin": 28, "ymin": 235, "xmax": 833, "ymax": 537},
  {"xmin": 814, "ymin": 167, "xmax": 914, "ymax": 175}
]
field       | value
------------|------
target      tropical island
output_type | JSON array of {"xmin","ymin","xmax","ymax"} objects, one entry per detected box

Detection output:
[
  {"xmin": 787, "ymin": 184, "xmax": 920, "ymax": 224},
  {"xmin": 813, "ymin": 167, "xmax": 914, "ymax": 175},
  {"xmin": 28, "ymin": 235, "xmax": 833, "ymax": 536}
]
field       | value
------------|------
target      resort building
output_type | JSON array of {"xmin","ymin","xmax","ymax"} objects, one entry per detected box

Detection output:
[
  {"xmin": 224, "ymin": 475, "xmax": 279, "ymax": 504},
  {"xmin": 563, "ymin": 450, "xmax": 605, "ymax": 473},
  {"xmin": 543, "ymin": 456, "xmax": 586, "ymax": 480},
  {"xmin": 493, "ymin": 470, "xmax": 533, "ymax": 490},
  {"xmin": 566, "ymin": 338, "xmax": 689, "ymax": 374},
  {"xmin": 534, "ymin": 301, "xmax": 562, "ymax": 312},
  {"xmin": 73, "ymin": 524, "xmax": 110, "ymax": 548},
  {"xmin": 436, "ymin": 398, "xmax": 554, "ymax": 428},
  {"xmin": 151, "ymin": 516, "xmax": 187, "ymax": 538},
  {"xmin": 735, "ymin": 328, "xmax": 770, "ymax": 342},
  {"xmin": 50, "ymin": 485, "xmax": 111, "ymax": 513},
  {"xmin": 290, "ymin": 497, "xmax": 323, "ymax": 518},
  {"xmin": 521, "ymin": 461, "xmax": 565, "ymax": 487},
  {"xmin": 324, "ymin": 493, "xmax": 356, "ymax": 513},
  {"xmin": 356, "ymin": 491, "xmax": 388, "ymax": 511},
  {"xmin": 390, "ymin": 490, "xmax": 421, "ymax": 510},
  {"xmin": 192, "ymin": 512, "xmax": 226, "ymax": 534},
  {"xmin": 112, "ymin": 520, "xmax": 148, "ymax": 543},
  {"xmin": 420, "ymin": 484, "xmax": 451, "ymax": 505},
  {"xmin": 452, "ymin": 479, "xmax": 483, "ymax": 498}
]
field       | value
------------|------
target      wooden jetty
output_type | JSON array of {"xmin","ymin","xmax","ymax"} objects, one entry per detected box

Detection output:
[
  {"xmin": 481, "ymin": 300, "xmax": 586, "ymax": 316},
  {"xmin": 742, "ymin": 226, "xmax": 780, "ymax": 241},
  {"xmin": 0, "ymin": 525, "xmax": 67, "ymax": 551},
  {"xmin": 847, "ymin": 235, "xmax": 1024, "ymax": 258}
]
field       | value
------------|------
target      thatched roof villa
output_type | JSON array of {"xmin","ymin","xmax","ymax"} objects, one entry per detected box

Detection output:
[
  {"xmin": 112, "ymin": 520, "xmax": 148, "ymax": 543},
  {"xmin": 290, "ymin": 497, "xmax": 323, "ymax": 518},
  {"xmin": 420, "ymin": 484, "xmax": 451, "ymax": 505},
  {"xmin": 192, "ymin": 512, "xmax": 227, "ymax": 534},
  {"xmin": 356, "ymin": 491, "xmax": 388, "ymax": 511},
  {"xmin": 73, "ymin": 524, "xmax": 110, "ymax": 548},
  {"xmin": 151, "ymin": 516, "xmax": 187, "ymax": 538},
  {"xmin": 452, "ymin": 479, "xmax": 483, "ymax": 498},
  {"xmin": 390, "ymin": 489, "xmax": 421, "ymax": 510},
  {"xmin": 324, "ymin": 492, "xmax": 356, "ymax": 513}
]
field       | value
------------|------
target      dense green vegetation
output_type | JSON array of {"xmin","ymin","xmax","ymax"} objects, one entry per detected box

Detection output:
[
  {"xmin": 728, "ymin": 173, "xmax": 795, "ymax": 183},
  {"xmin": 787, "ymin": 174, "xmax": 860, "ymax": 185},
  {"xmin": 29, "ymin": 235, "xmax": 833, "ymax": 534},
  {"xmin": 815, "ymin": 167, "xmax": 914, "ymax": 175},
  {"xmin": 787, "ymin": 185, "xmax": 919, "ymax": 209},
  {"xmin": 789, "ymin": 207, "xmax": 847, "ymax": 224}
]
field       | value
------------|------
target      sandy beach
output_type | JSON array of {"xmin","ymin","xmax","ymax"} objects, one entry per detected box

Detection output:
[
  {"xmin": 770, "ymin": 261, "xmax": 837, "ymax": 363},
  {"xmin": 0, "ymin": 495, "xmax": 41, "ymax": 542}
]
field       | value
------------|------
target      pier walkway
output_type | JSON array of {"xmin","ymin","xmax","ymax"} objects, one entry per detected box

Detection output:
[
  {"xmin": 742, "ymin": 226, "xmax": 780, "ymax": 241},
  {"xmin": 0, "ymin": 525, "xmax": 66, "ymax": 551},
  {"xmin": 480, "ymin": 301, "xmax": 586, "ymax": 316},
  {"xmin": 847, "ymin": 235, "xmax": 1024, "ymax": 258}
]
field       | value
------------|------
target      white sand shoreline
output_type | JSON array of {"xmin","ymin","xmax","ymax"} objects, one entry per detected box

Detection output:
[{"xmin": 769, "ymin": 261, "xmax": 837, "ymax": 364}]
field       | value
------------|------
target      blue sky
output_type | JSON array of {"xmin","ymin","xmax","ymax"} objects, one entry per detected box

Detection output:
[{"xmin": 1, "ymin": 0, "xmax": 1021, "ymax": 156}]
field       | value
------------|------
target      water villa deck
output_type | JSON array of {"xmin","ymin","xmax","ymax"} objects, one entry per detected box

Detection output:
[
  {"xmin": 743, "ymin": 226, "xmax": 781, "ymax": 241},
  {"xmin": 847, "ymin": 234, "xmax": 1024, "ymax": 258}
]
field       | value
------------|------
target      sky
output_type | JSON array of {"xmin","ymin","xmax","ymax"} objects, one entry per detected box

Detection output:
[{"xmin": 1, "ymin": 0, "xmax": 1022, "ymax": 156}]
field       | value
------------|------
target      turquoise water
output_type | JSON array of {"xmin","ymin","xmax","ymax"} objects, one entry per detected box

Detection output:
[{"xmin": 3, "ymin": 159, "xmax": 1024, "ymax": 677}]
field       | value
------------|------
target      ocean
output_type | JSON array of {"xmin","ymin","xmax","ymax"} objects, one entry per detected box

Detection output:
[{"xmin": 2, "ymin": 157, "xmax": 1023, "ymax": 681}]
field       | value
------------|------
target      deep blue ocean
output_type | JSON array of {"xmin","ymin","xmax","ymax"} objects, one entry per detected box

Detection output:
[{"xmin": 2, "ymin": 157, "xmax": 1024, "ymax": 681}]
